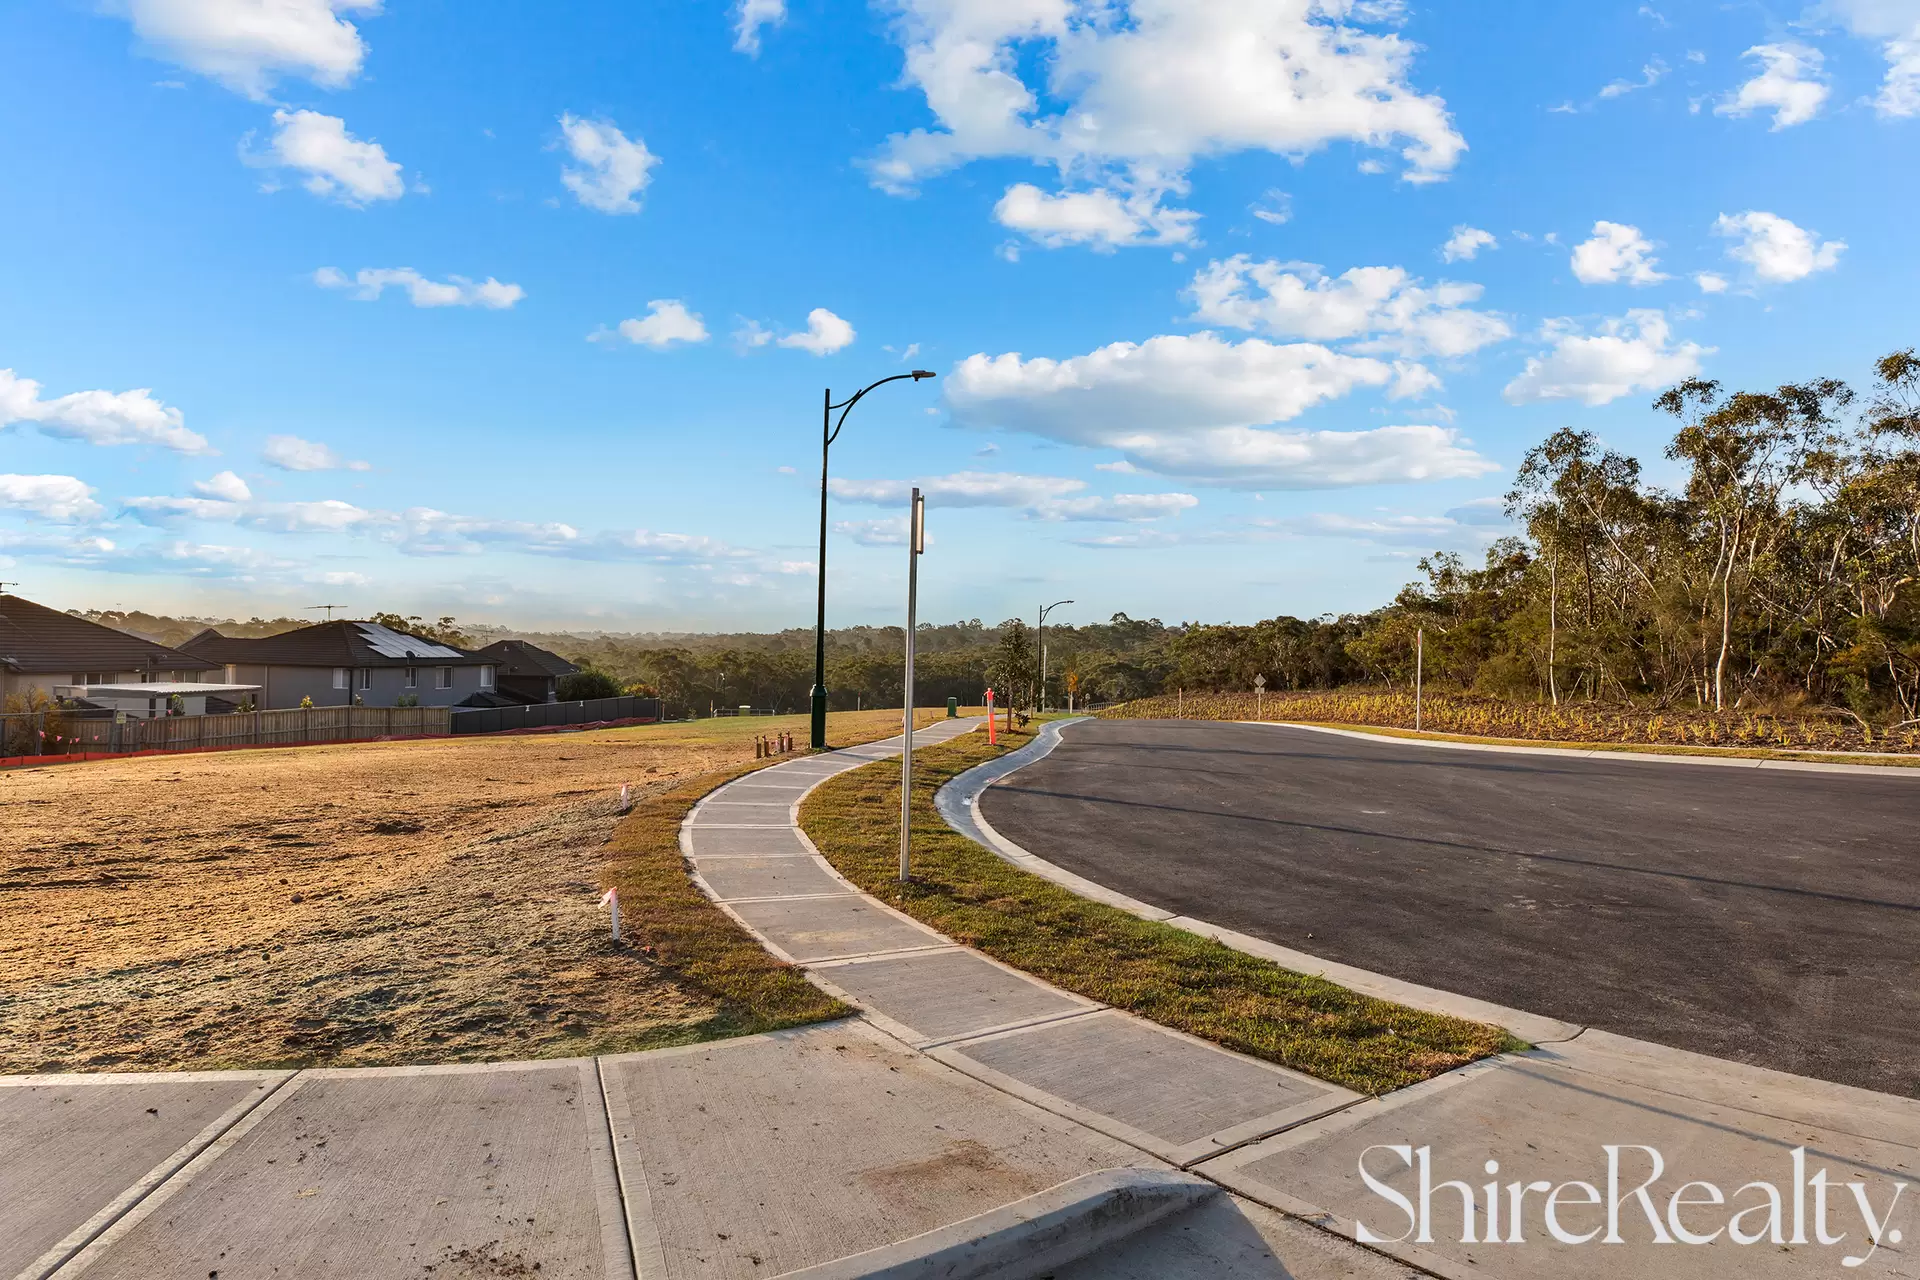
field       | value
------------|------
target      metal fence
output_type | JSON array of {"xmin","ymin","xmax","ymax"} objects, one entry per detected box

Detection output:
[
  {"xmin": 1, "ymin": 705, "xmax": 452, "ymax": 759},
  {"xmin": 449, "ymin": 695, "xmax": 661, "ymax": 735}
]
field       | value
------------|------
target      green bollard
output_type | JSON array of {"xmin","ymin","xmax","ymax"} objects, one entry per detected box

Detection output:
[{"xmin": 946, "ymin": 697, "xmax": 958, "ymax": 718}]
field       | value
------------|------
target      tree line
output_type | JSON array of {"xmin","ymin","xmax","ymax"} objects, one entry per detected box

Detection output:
[{"xmin": 74, "ymin": 346, "xmax": 1916, "ymax": 726}]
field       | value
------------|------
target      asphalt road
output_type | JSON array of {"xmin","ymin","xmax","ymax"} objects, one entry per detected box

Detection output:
[{"xmin": 978, "ymin": 719, "xmax": 1920, "ymax": 1097}]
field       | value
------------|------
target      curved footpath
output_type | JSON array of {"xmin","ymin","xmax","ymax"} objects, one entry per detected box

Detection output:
[{"xmin": 7, "ymin": 719, "xmax": 1917, "ymax": 1279}]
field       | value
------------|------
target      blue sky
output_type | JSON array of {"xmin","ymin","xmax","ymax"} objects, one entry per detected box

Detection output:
[{"xmin": 2, "ymin": 1, "xmax": 1915, "ymax": 632}]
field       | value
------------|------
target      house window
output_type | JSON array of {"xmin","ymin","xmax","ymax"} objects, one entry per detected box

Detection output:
[
  {"xmin": 436, "ymin": 667, "xmax": 453, "ymax": 690},
  {"xmin": 405, "ymin": 667, "xmax": 418, "ymax": 689},
  {"xmin": 360, "ymin": 668, "xmax": 373, "ymax": 690},
  {"xmin": 333, "ymin": 667, "xmax": 350, "ymax": 690},
  {"xmin": 480, "ymin": 665, "xmax": 495, "ymax": 689}
]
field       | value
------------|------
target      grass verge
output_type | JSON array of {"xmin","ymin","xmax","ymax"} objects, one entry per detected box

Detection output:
[
  {"xmin": 601, "ymin": 758, "xmax": 853, "ymax": 1043},
  {"xmin": 799, "ymin": 726, "xmax": 1522, "ymax": 1096}
]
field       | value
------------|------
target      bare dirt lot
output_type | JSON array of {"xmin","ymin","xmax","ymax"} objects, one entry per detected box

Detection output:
[{"xmin": 0, "ymin": 710, "xmax": 940, "ymax": 1073}]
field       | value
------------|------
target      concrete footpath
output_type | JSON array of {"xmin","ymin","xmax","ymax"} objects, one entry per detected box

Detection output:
[{"xmin": 6, "ymin": 718, "xmax": 1916, "ymax": 1278}]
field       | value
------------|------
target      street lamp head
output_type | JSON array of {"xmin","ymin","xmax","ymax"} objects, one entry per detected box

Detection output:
[{"xmin": 910, "ymin": 370, "xmax": 937, "ymax": 381}]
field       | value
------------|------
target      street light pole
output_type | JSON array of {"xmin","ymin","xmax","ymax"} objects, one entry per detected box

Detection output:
[
  {"xmin": 810, "ymin": 370, "xmax": 937, "ymax": 750},
  {"xmin": 1037, "ymin": 598, "xmax": 1073, "ymax": 712}
]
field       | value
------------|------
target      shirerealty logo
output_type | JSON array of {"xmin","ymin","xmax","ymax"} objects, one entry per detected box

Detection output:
[{"xmin": 1356, "ymin": 1145, "xmax": 1908, "ymax": 1268}]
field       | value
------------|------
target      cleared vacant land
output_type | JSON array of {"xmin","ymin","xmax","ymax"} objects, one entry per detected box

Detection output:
[{"xmin": 0, "ymin": 710, "xmax": 941, "ymax": 1073}]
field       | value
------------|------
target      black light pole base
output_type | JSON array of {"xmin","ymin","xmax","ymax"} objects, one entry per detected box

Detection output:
[{"xmin": 809, "ymin": 686, "xmax": 828, "ymax": 750}]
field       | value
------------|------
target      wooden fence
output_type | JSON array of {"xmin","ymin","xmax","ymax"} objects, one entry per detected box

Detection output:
[{"xmin": 2, "ymin": 705, "xmax": 451, "ymax": 758}]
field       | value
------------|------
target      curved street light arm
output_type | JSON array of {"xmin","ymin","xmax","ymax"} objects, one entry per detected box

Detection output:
[{"xmin": 827, "ymin": 371, "xmax": 937, "ymax": 447}]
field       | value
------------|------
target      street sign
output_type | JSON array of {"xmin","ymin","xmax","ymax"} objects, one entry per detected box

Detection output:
[{"xmin": 1253, "ymin": 674, "xmax": 1266, "ymax": 689}]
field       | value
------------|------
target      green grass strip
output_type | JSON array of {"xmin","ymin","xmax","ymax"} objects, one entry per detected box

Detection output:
[
  {"xmin": 800, "ymin": 727, "xmax": 1522, "ymax": 1095},
  {"xmin": 604, "ymin": 759, "xmax": 852, "ymax": 1040}
]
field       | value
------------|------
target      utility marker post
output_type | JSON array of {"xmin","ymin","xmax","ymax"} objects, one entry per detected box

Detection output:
[
  {"xmin": 986, "ymin": 687, "xmax": 997, "ymax": 745},
  {"xmin": 1415, "ymin": 627, "xmax": 1424, "ymax": 733},
  {"xmin": 599, "ymin": 887, "xmax": 622, "ymax": 943},
  {"xmin": 1254, "ymin": 672, "xmax": 1266, "ymax": 720},
  {"xmin": 900, "ymin": 488, "xmax": 926, "ymax": 883}
]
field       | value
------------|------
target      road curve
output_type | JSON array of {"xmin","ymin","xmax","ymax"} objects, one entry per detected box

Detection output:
[{"xmin": 977, "ymin": 718, "xmax": 1920, "ymax": 1097}]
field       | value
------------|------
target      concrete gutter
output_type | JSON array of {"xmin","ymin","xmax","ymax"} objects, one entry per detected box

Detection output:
[
  {"xmin": 773, "ymin": 1169, "xmax": 1218, "ymax": 1280},
  {"xmin": 934, "ymin": 718, "xmax": 1583, "ymax": 1047}
]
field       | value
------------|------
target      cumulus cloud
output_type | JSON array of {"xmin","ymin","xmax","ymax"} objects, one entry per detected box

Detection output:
[
  {"xmin": 193, "ymin": 470, "xmax": 253, "ymax": 502},
  {"xmin": 733, "ymin": 0, "xmax": 786, "ymax": 55},
  {"xmin": 314, "ymin": 266, "xmax": 523, "ymax": 309},
  {"xmin": 830, "ymin": 470, "xmax": 1196, "ymax": 521},
  {"xmin": 558, "ymin": 114, "xmax": 658, "ymax": 214},
  {"xmin": 869, "ymin": 0, "xmax": 1465, "ymax": 243},
  {"xmin": 1694, "ymin": 271, "xmax": 1730, "ymax": 294},
  {"xmin": 118, "ymin": 0, "xmax": 378, "ymax": 98},
  {"xmin": 777, "ymin": 308, "xmax": 857, "ymax": 355},
  {"xmin": 594, "ymin": 300, "xmax": 711, "ymax": 349},
  {"xmin": 262, "ymin": 434, "xmax": 370, "ymax": 472},
  {"xmin": 1711, "ymin": 211, "xmax": 1846, "ymax": 283},
  {"xmin": 0, "ymin": 368, "xmax": 212, "ymax": 454},
  {"xmin": 250, "ymin": 109, "xmax": 403, "ymax": 206},
  {"xmin": 1186, "ymin": 256, "xmax": 1511, "ymax": 359},
  {"xmin": 834, "ymin": 517, "xmax": 914, "ymax": 547},
  {"xmin": 1570, "ymin": 221, "xmax": 1668, "ymax": 286},
  {"xmin": 993, "ymin": 179, "xmax": 1198, "ymax": 249},
  {"xmin": 1440, "ymin": 226, "xmax": 1496, "ymax": 263},
  {"xmin": 0, "ymin": 474, "xmax": 105, "ymax": 523},
  {"xmin": 1716, "ymin": 44, "xmax": 1829, "ymax": 129},
  {"xmin": 945, "ymin": 332, "xmax": 1494, "ymax": 489},
  {"xmin": 1503, "ymin": 310, "xmax": 1710, "ymax": 406}
]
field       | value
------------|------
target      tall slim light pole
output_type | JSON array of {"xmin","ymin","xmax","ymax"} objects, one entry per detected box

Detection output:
[
  {"xmin": 811, "ymin": 371, "xmax": 938, "ymax": 749},
  {"xmin": 900, "ymin": 488, "xmax": 926, "ymax": 882},
  {"xmin": 1037, "ymin": 599, "xmax": 1073, "ymax": 712}
]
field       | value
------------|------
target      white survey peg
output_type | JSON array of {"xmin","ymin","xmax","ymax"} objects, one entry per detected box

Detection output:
[
  {"xmin": 619, "ymin": 783, "xmax": 632, "ymax": 813},
  {"xmin": 599, "ymin": 886, "xmax": 622, "ymax": 942}
]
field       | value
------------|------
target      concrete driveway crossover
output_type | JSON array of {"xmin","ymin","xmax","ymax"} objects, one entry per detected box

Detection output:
[{"xmin": 976, "ymin": 718, "xmax": 1920, "ymax": 1096}]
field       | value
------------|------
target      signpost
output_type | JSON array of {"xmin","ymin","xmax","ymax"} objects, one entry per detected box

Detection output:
[
  {"xmin": 1254, "ymin": 672, "xmax": 1266, "ymax": 720},
  {"xmin": 900, "ymin": 488, "xmax": 926, "ymax": 883},
  {"xmin": 1415, "ymin": 627, "xmax": 1425, "ymax": 733}
]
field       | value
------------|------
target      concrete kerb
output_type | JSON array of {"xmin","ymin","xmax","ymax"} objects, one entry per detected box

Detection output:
[
  {"xmin": 935, "ymin": 720, "xmax": 1580, "ymax": 1047},
  {"xmin": 770, "ymin": 1168, "xmax": 1220, "ymax": 1280},
  {"xmin": 1241, "ymin": 719, "xmax": 1920, "ymax": 779}
]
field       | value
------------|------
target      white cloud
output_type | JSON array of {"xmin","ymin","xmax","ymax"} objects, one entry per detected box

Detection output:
[
  {"xmin": 1694, "ymin": 271, "xmax": 1730, "ymax": 294},
  {"xmin": 1819, "ymin": 2, "xmax": 1920, "ymax": 115},
  {"xmin": 251, "ymin": 109, "xmax": 403, "ymax": 206},
  {"xmin": 835, "ymin": 517, "xmax": 914, "ymax": 547},
  {"xmin": 262, "ymin": 434, "xmax": 370, "ymax": 472},
  {"xmin": 1283, "ymin": 508, "xmax": 1501, "ymax": 549},
  {"xmin": 1716, "ymin": 44, "xmax": 1829, "ymax": 129},
  {"xmin": 0, "ymin": 474, "xmax": 104, "ymax": 523},
  {"xmin": 0, "ymin": 368, "xmax": 212, "ymax": 454},
  {"xmin": 733, "ymin": 0, "xmax": 786, "ymax": 55},
  {"xmin": 1035, "ymin": 492, "xmax": 1199, "ymax": 521},
  {"xmin": 829, "ymin": 469, "xmax": 1197, "ymax": 522},
  {"xmin": 314, "ymin": 266, "xmax": 523, "ymax": 309},
  {"xmin": 119, "ymin": 0, "xmax": 378, "ymax": 98},
  {"xmin": 777, "ymin": 308, "xmax": 856, "ymax": 355},
  {"xmin": 946, "ymin": 332, "xmax": 1495, "ymax": 489},
  {"xmin": 1569, "ymin": 221, "xmax": 1668, "ymax": 285},
  {"xmin": 193, "ymin": 470, "xmax": 253, "ymax": 502},
  {"xmin": 993, "ymin": 180, "xmax": 1198, "ymax": 249},
  {"xmin": 1503, "ymin": 310, "xmax": 1710, "ymax": 406},
  {"xmin": 1187, "ymin": 257, "xmax": 1510, "ymax": 360},
  {"xmin": 596, "ymin": 300, "xmax": 711, "ymax": 349},
  {"xmin": 869, "ymin": 0, "xmax": 1465, "ymax": 240},
  {"xmin": 1599, "ymin": 58, "xmax": 1668, "ymax": 99},
  {"xmin": 1440, "ymin": 226, "xmax": 1496, "ymax": 263},
  {"xmin": 558, "ymin": 114, "xmax": 658, "ymax": 215},
  {"xmin": 1711, "ymin": 211, "xmax": 1845, "ymax": 283},
  {"xmin": 1250, "ymin": 189, "xmax": 1292, "ymax": 225}
]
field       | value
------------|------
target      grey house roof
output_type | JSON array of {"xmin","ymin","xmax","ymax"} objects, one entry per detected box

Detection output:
[
  {"xmin": 472, "ymin": 640, "xmax": 581, "ymax": 680},
  {"xmin": 0, "ymin": 594, "xmax": 211, "ymax": 675},
  {"xmin": 181, "ymin": 620, "xmax": 487, "ymax": 668}
]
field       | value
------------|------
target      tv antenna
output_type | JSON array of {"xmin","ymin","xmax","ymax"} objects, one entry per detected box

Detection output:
[
  {"xmin": 307, "ymin": 603, "xmax": 347, "ymax": 621},
  {"xmin": 0, "ymin": 581, "xmax": 18, "ymax": 596}
]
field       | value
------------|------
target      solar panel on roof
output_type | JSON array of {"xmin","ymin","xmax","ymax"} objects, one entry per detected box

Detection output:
[{"xmin": 355, "ymin": 622, "xmax": 464, "ymax": 660}]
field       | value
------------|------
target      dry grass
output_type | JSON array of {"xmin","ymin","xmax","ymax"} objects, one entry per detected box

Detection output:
[
  {"xmin": 799, "ymin": 727, "xmax": 1520, "ymax": 1096},
  {"xmin": 0, "ymin": 709, "xmax": 935, "ymax": 1072},
  {"xmin": 1113, "ymin": 689, "xmax": 1920, "ymax": 757}
]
